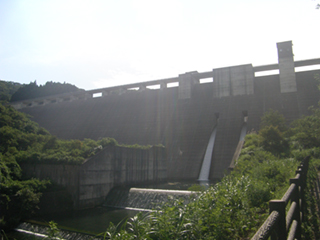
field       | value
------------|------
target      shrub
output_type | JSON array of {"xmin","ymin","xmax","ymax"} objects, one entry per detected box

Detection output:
[
  {"xmin": 260, "ymin": 109, "xmax": 288, "ymax": 132},
  {"xmin": 260, "ymin": 125, "xmax": 289, "ymax": 156},
  {"xmin": 188, "ymin": 184, "xmax": 206, "ymax": 192}
]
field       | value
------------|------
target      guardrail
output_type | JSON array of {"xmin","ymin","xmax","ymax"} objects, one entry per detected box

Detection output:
[{"xmin": 251, "ymin": 156, "xmax": 310, "ymax": 240}]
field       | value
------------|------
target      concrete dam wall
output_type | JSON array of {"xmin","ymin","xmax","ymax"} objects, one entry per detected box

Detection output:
[
  {"xmin": 15, "ymin": 41, "xmax": 320, "ymax": 181},
  {"xmin": 21, "ymin": 146, "xmax": 166, "ymax": 209}
]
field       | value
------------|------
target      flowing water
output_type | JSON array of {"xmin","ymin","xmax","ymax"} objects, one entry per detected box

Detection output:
[
  {"xmin": 14, "ymin": 221, "xmax": 102, "ymax": 239},
  {"xmin": 15, "ymin": 207, "xmax": 137, "ymax": 238},
  {"xmin": 104, "ymin": 187, "xmax": 196, "ymax": 210},
  {"xmin": 198, "ymin": 125, "xmax": 218, "ymax": 181},
  {"xmin": 239, "ymin": 122, "xmax": 247, "ymax": 141},
  {"xmin": 15, "ymin": 181, "xmax": 207, "ymax": 238}
]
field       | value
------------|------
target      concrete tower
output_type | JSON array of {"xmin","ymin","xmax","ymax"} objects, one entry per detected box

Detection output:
[{"xmin": 277, "ymin": 41, "xmax": 297, "ymax": 93}]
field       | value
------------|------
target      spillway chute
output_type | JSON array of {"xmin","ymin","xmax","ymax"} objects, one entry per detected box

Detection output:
[
  {"xmin": 198, "ymin": 124, "xmax": 218, "ymax": 182},
  {"xmin": 229, "ymin": 115, "xmax": 248, "ymax": 169}
]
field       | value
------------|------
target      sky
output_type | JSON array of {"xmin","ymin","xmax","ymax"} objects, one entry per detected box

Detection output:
[{"xmin": 1, "ymin": 0, "xmax": 320, "ymax": 90}]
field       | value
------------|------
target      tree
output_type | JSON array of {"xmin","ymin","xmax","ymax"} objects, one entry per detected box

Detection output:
[
  {"xmin": 260, "ymin": 109, "xmax": 288, "ymax": 132},
  {"xmin": 10, "ymin": 81, "xmax": 82, "ymax": 102},
  {"xmin": 260, "ymin": 125, "xmax": 289, "ymax": 156},
  {"xmin": 0, "ymin": 80, "xmax": 22, "ymax": 102},
  {"xmin": 291, "ymin": 106, "xmax": 320, "ymax": 149},
  {"xmin": 0, "ymin": 152, "xmax": 49, "ymax": 231}
]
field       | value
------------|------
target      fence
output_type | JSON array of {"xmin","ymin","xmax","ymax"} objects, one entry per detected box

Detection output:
[{"xmin": 251, "ymin": 156, "xmax": 310, "ymax": 240}]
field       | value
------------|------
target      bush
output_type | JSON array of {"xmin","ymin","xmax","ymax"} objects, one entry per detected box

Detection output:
[
  {"xmin": 260, "ymin": 109, "xmax": 288, "ymax": 132},
  {"xmin": 260, "ymin": 126, "xmax": 289, "ymax": 156},
  {"xmin": 0, "ymin": 153, "xmax": 50, "ymax": 231},
  {"xmin": 188, "ymin": 184, "xmax": 206, "ymax": 192},
  {"xmin": 291, "ymin": 107, "xmax": 320, "ymax": 149}
]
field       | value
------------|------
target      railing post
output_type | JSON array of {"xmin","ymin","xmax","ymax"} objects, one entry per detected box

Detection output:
[
  {"xmin": 290, "ymin": 178, "xmax": 301, "ymax": 240},
  {"xmin": 269, "ymin": 200, "xmax": 286, "ymax": 240},
  {"xmin": 299, "ymin": 156, "xmax": 310, "ymax": 222}
]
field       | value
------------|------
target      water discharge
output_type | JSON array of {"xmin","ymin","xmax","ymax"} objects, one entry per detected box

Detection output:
[
  {"xmin": 14, "ymin": 208, "xmax": 138, "ymax": 238},
  {"xmin": 14, "ymin": 182, "xmax": 200, "ymax": 238},
  {"xmin": 229, "ymin": 116, "xmax": 248, "ymax": 169},
  {"xmin": 198, "ymin": 125, "xmax": 218, "ymax": 181},
  {"xmin": 239, "ymin": 121, "xmax": 247, "ymax": 141},
  {"xmin": 104, "ymin": 187, "xmax": 196, "ymax": 210},
  {"xmin": 15, "ymin": 221, "xmax": 101, "ymax": 239}
]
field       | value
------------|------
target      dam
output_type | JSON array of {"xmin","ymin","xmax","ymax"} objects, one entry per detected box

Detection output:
[{"xmin": 13, "ymin": 41, "xmax": 320, "ymax": 209}]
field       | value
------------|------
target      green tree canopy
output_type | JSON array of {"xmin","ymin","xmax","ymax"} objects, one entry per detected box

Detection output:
[
  {"xmin": 260, "ymin": 125, "xmax": 289, "ymax": 156},
  {"xmin": 260, "ymin": 109, "xmax": 288, "ymax": 132},
  {"xmin": 0, "ymin": 80, "xmax": 22, "ymax": 102},
  {"xmin": 10, "ymin": 81, "xmax": 82, "ymax": 102},
  {"xmin": 291, "ymin": 106, "xmax": 320, "ymax": 149}
]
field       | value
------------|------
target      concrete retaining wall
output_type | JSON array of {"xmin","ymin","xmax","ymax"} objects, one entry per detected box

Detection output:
[{"xmin": 21, "ymin": 146, "xmax": 167, "ymax": 209}]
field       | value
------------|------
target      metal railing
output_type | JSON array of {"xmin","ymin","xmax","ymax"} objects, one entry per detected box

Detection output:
[{"xmin": 251, "ymin": 156, "xmax": 310, "ymax": 240}]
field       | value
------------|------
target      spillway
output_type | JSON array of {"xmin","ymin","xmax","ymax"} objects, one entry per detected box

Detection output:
[
  {"xmin": 104, "ymin": 187, "xmax": 196, "ymax": 210},
  {"xmin": 198, "ymin": 125, "xmax": 218, "ymax": 181},
  {"xmin": 239, "ymin": 122, "xmax": 247, "ymax": 141},
  {"xmin": 229, "ymin": 116, "xmax": 248, "ymax": 169}
]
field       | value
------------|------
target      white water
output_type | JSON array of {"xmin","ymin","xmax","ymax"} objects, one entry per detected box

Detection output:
[
  {"xmin": 15, "ymin": 229, "xmax": 48, "ymax": 239},
  {"xmin": 15, "ymin": 222, "xmax": 98, "ymax": 240},
  {"xmin": 104, "ymin": 187, "xmax": 196, "ymax": 210},
  {"xmin": 198, "ymin": 125, "xmax": 217, "ymax": 181},
  {"xmin": 239, "ymin": 123, "xmax": 247, "ymax": 141},
  {"xmin": 130, "ymin": 188, "xmax": 195, "ymax": 195}
]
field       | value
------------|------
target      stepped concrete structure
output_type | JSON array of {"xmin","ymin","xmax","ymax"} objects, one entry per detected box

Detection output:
[
  {"xmin": 22, "ymin": 146, "xmax": 167, "ymax": 209},
  {"xmin": 14, "ymin": 41, "xmax": 320, "ymax": 181}
]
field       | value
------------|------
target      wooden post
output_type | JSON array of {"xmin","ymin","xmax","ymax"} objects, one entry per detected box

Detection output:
[
  {"xmin": 269, "ymin": 200, "xmax": 286, "ymax": 240},
  {"xmin": 290, "ymin": 178, "xmax": 301, "ymax": 240},
  {"xmin": 300, "ymin": 157, "xmax": 310, "ymax": 222}
]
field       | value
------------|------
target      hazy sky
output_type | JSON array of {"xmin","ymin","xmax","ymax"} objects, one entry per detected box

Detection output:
[{"xmin": 1, "ymin": 0, "xmax": 320, "ymax": 90}]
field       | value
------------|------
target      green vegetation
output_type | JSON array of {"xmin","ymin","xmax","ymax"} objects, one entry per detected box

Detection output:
[
  {"xmin": 0, "ymin": 98, "xmax": 156, "ymax": 232},
  {"xmin": 0, "ymin": 103, "xmax": 153, "ymax": 166},
  {"xmin": 0, "ymin": 81, "xmax": 22, "ymax": 102},
  {"xmin": 90, "ymin": 108, "xmax": 320, "ymax": 239},
  {"xmin": 0, "ymin": 144, "xmax": 49, "ymax": 231},
  {"xmin": 46, "ymin": 221, "xmax": 63, "ymax": 240},
  {"xmin": 1, "ymin": 79, "xmax": 320, "ymax": 238},
  {"xmin": 187, "ymin": 184, "xmax": 206, "ymax": 192},
  {"xmin": 0, "ymin": 102, "xmax": 50, "ymax": 230},
  {"xmin": 1, "ymin": 79, "xmax": 83, "ymax": 103},
  {"xmin": 302, "ymin": 158, "xmax": 320, "ymax": 239},
  {"xmin": 10, "ymin": 81, "xmax": 82, "ymax": 102}
]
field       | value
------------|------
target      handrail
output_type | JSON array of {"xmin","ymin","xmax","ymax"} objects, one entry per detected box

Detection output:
[
  {"xmin": 250, "ymin": 211, "xmax": 280, "ymax": 239},
  {"xmin": 251, "ymin": 156, "xmax": 310, "ymax": 240}
]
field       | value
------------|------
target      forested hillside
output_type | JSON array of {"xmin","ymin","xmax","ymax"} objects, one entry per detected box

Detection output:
[
  {"xmin": 1, "ymin": 80, "xmax": 83, "ymax": 103},
  {"xmin": 0, "ymin": 101, "xmax": 124, "ymax": 230},
  {"xmin": 0, "ymin": 80, "xmax": 107, "ymax": 231},
  {"xmin": 0, "ymin": 81, "xmax": 150, "ymax": 231},
  {"xmin": 0, "ymin": 80, "xmax": 22, "ymax": 102},
  {"xmin": 10, "ymin": 81, "xmax": 83, "ymax": 102},
  {"xmin": 0, "ymin": 101, "xmax": 50, "ymax": 230}
]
